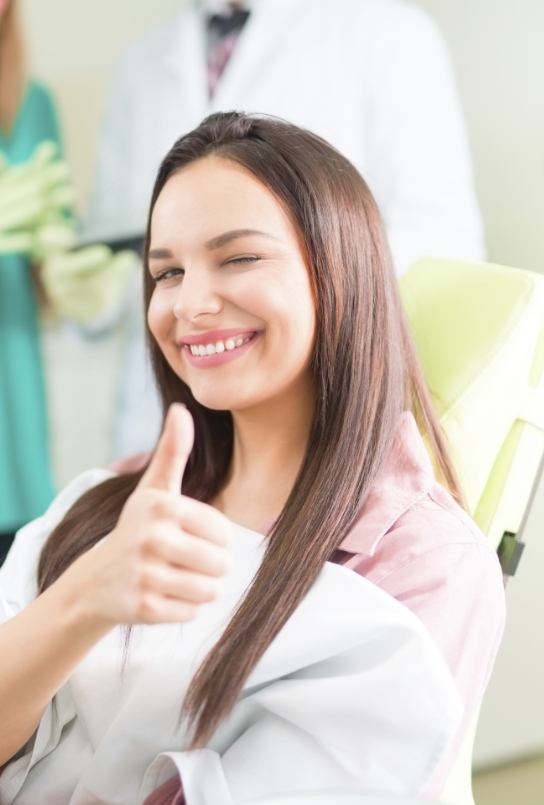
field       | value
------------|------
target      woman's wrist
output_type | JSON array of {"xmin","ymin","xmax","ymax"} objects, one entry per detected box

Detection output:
[{"xmin": 52, "ymin": 551, "xmax": 116, "ymax": 645}]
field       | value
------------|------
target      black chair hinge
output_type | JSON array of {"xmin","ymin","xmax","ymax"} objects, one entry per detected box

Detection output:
[{"xmin": 497, "ymin": 530, "xmax": 526, "ymax": 577}]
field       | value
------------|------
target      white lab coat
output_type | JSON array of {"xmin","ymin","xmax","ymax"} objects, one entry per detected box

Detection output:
[
  {"xmin": 87, "ymin": 0, "xmax": 485, "ymax": 272},
  {"xmin": 0, "ymin": 470, "xmax": 461, "ymax": 805},
  {"xmin": 84, "ymin": 0, "xmax": 486, "ymax": 458}
]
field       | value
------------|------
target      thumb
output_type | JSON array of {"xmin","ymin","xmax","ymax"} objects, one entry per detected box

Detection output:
[{"xmin": 139, "ymin": 403, "xmax": 194, "ymax": 494}]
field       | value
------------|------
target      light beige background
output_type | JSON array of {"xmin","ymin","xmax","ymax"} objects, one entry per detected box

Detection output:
[{"xmin": 18, "ymin": 0, "xmax": 544, "ymax": 774}]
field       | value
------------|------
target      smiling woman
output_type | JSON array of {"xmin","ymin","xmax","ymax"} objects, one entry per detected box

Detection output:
[
  {"xmin": 0, "ymin": 112, "xmax": 504, "ymax": 805},
  {"xmin": 147, "ymin": 156, "xmax": 315, "ymax": 426}
]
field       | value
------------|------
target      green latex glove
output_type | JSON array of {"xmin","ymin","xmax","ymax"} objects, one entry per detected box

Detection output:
[
  {"xmin": 41, "ymin": 244, "xmax": 138, "ymax": 325},
  {"xmin": 0, "ymin": 141, "xmax": 76, "ymax": 257},
  {"xmin": 1, "ymin": 220, "xmax": 79, "ymax": 260}
]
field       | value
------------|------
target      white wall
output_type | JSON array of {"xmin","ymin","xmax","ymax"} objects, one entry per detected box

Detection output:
[
  {"xmin": 19, "ymin": 0, "xmax": 184, "ymax": 214},
  {"xmin": 18, "ymin": 0, "xmax": 544, "ymax": 768},
  {"xmin": 414, "ymin": 0, "xmax": 544, "ymax": 275}
]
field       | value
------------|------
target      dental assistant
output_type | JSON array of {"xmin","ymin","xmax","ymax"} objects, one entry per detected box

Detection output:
[
  {"xmin": 0, "ymin": 0, "xmax": 63, "ymax": 560},
  {"xmin": 0, "ymin": 113, "xmax": 504, "ymax": 805}
]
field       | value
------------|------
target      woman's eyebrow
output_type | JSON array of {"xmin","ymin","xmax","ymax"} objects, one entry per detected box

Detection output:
[
  {"xmin": 205, "ymin": 229, "xmax": 279, "ymax": 250},
  {"xmin": 148, "ymin": 247, "xmax": 174, "ymax": 260},
  {"xmin": 148, "ymin": 229, "xmax": 279, "ymax": 260}
]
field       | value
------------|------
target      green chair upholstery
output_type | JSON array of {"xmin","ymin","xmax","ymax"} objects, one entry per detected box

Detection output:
[
  {"xmin": 401, "ymin": 258, "xmax": 544, "ymax": 805},
  {"xmin": 401, "ymin": 259, "xmax": 544, "ymax": 564}
]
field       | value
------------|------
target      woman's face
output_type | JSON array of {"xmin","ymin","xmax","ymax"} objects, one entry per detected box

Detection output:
[{"xmin": 147, "ymin": 156, "xmax": 316, "ymax": 413}]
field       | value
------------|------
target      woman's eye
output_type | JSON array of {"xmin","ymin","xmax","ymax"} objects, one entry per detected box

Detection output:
[
  {"xmin": 153, "ymin": 268, "xmax": 184, "ymax": 283},
  {"xmin": 224, "ymin": 255, "xmax": 261, "ymax": 266}
]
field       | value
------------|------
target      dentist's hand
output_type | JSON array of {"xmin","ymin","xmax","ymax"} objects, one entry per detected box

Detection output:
[
  {"xmin": 0, "ymin": 142, "xmax": 76, "ymax": 256},
  {"xmin": 40, "ymin": 244, "xmax": 137, "ymax": 325},
  {"xmin": 67, "ymin": 404, "xmax": 232, "ymax": 628}
]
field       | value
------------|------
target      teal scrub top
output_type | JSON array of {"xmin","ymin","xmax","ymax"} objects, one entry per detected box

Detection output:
[{"xmin": 0, "ymin": 81, "xmax": 61, "ymax": 531}]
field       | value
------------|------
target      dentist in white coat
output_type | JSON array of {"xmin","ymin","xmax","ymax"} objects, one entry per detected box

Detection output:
[{"xmin": 85, "ymin": 0, "xmax": 486, "ymax": 458}]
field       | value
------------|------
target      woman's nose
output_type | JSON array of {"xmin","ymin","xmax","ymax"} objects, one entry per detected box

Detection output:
[{"xmin": 172, "ymin": 271, "xmax": 222, "ymax": 321}]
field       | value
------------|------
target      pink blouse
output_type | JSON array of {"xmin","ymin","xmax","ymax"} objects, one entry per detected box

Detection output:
[
  {"xmin": 334, "ymin": 412, "xmax": 505, "ymax": 792},
  {"xmin": 146, "ymin": 411, "xmax": 505, "ymax": 803}
]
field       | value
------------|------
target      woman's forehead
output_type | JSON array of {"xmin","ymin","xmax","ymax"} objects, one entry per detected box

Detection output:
[
  {"xmin": 158, "ymin": 156, "xmax": 268, "ymax": 206},
  {"xmin": 151, "ymin": 157, "xmax": 296, "ymax": 246}
]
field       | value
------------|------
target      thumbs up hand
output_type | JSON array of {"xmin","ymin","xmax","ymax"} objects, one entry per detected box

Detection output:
[{"xmin": 68, "ymin": 404, "xmax": 232, "ymax": 628}]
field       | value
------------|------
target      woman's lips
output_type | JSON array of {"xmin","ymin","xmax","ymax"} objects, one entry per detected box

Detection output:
[
  {"xmin": 179, "ymin": 327, "xmax": 257, "ymax": 346},
  {"xmin": 182, "ymin": 332, "xmax": 260, "ymax": 368}
]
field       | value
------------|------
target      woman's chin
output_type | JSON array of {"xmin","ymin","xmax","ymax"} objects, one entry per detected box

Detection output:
[{"xmin": 190, "ymin": 388, "xmax": 248, "ymax": 413}]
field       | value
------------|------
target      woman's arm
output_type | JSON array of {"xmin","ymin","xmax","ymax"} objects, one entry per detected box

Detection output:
[
  {"xmin": 0, "ymin": 405, "xmax": 231, "ymax": 768},
  {"xmin": 0, "ymin": 567, "xmax": 111, "ymax": 765}
]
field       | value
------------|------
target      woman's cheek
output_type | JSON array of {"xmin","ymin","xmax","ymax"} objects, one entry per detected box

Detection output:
[{"xmin": 147, "ymin": 291, "xmax": 170, "ymax": 343}]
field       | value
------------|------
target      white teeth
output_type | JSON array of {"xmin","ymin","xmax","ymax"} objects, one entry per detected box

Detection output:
[{"xmin": 187, "ymin": 334, "xmax": 254, "ymax": 358}]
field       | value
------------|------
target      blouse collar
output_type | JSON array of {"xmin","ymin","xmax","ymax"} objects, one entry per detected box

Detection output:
[{"xmin": 338, "ymin": 412, "xmax": 436, "ymax": 557}]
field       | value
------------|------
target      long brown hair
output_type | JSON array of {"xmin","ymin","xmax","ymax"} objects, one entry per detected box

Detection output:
[
  {"xmin": 38, "ymin": 112, "xmax": 462, "ymax": 747},
  {"xmin": 0, "ymin": 1, "xmax": 25, "ymax": 135}
]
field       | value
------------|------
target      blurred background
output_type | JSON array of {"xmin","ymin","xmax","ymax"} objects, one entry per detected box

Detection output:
[{"xmin": 10, "ymin": 0, "xmax": 544, "ymax": 801}]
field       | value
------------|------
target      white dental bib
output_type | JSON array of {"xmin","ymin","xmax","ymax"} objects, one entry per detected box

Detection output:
[{"xmin": 0, "ymin": 470, "xmax": 461, "ymax": 804}]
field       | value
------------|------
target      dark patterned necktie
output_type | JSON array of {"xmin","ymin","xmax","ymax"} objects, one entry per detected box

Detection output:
[{"xmin": 207, "ymin": 9, "xmax": 250, "ymax": 98}]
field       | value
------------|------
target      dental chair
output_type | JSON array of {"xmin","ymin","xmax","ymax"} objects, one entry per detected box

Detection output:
[
  {"xmin": 400, "ymin": 257, "xmax": 544, "ymax": 805},
  {"xmin": 241, "ymin": 259, "xmax": 544, "ymax": 805},
  {"xmin": 401, "ymin": 258, "xmax": 544, "ymax": 577}
]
